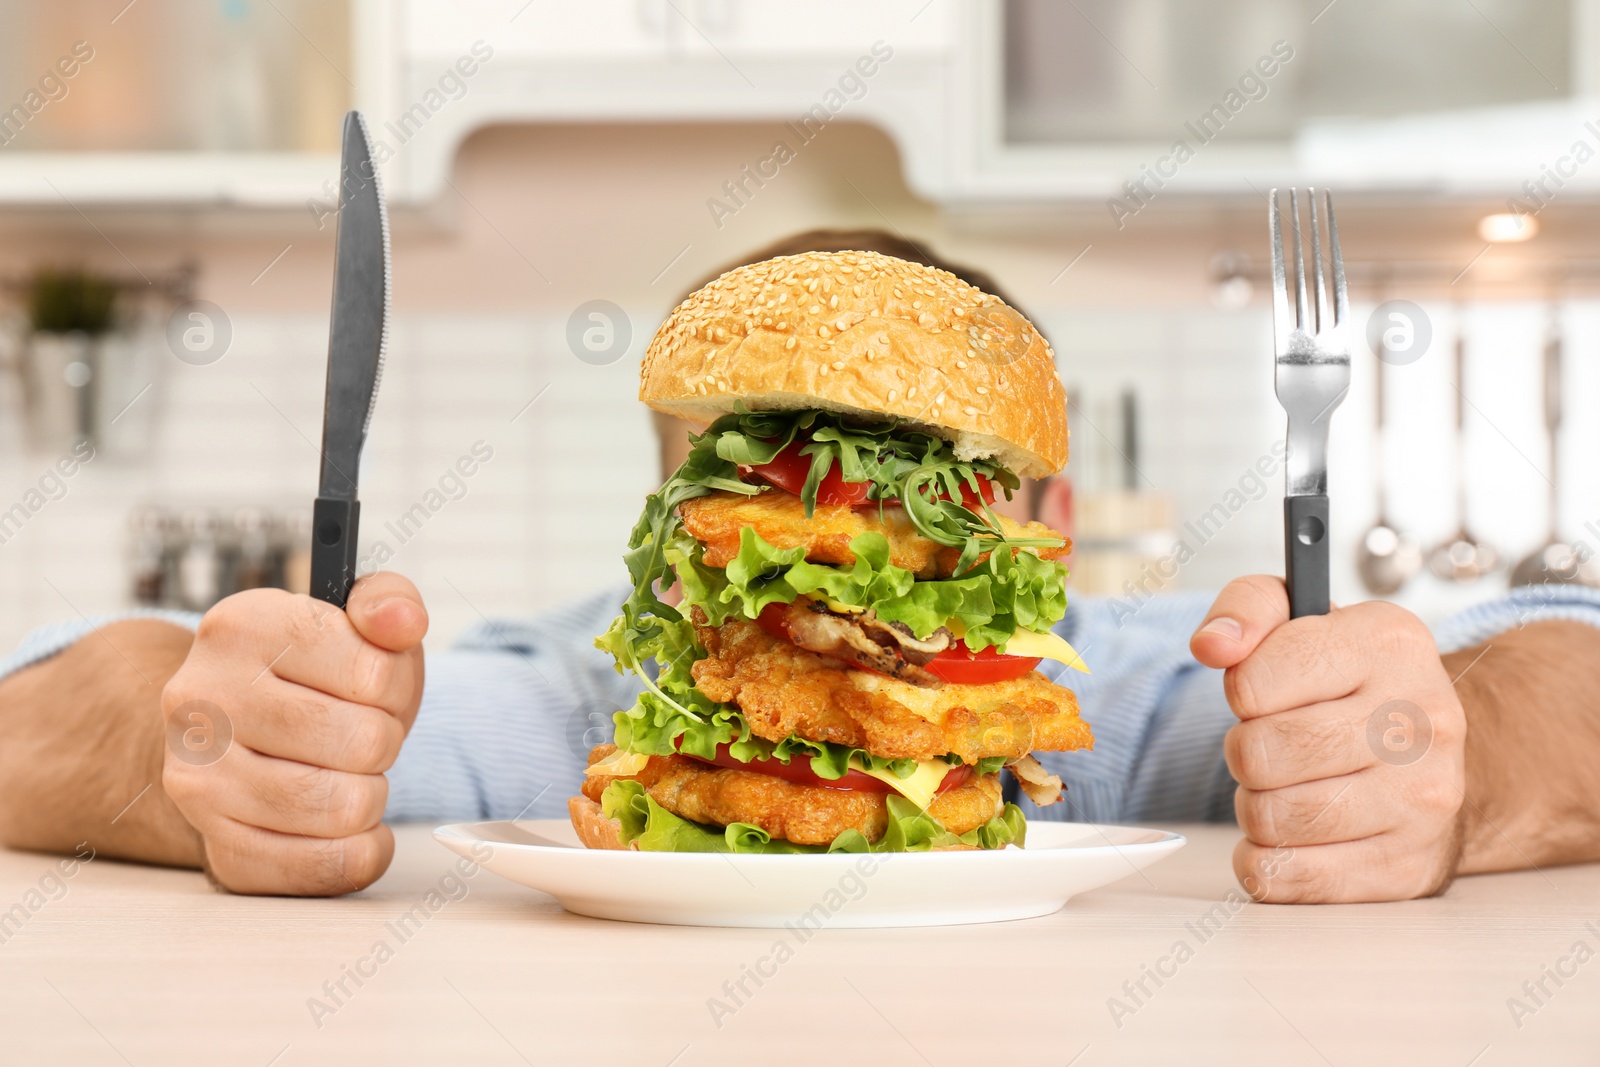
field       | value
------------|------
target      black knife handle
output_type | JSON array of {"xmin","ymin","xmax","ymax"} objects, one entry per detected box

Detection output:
[
  {"xmin": 1284, "ymin": 494, "xmax": 1330, "ymax": 619},
  {"xmin": 310, "ymin": 496, "xmax": 360, "ymax": 609}
]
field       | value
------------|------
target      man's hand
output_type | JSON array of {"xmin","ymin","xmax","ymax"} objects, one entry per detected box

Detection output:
[
  {"xmin": 1191, "ymin": 576, "xmax": 1467, "ymax": 903},
  {"xmin": 161, "ymin": 574, "xmax": 427, "ymax": 896}
]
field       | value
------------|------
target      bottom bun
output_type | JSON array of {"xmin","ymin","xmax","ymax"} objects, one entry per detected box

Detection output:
[{"xmin": 567, "ymin": 795, "xmax": 628, "ymax": 850}]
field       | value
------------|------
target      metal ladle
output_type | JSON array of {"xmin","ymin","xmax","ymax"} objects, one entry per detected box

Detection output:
[
  {"xmin": 1429, "ymin": 330, "xmax": 1498, "ymax": 581},
  {"xmin": 1510, "ymin": 321, "xmax": 1599, "ymax": 587},
  {"xmin": 1356, "ymin": 337, "xmax": 1422, "ymax": 594}
]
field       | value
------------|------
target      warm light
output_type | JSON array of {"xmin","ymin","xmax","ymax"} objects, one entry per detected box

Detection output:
[{"xmin": 1478, "ymin": 213, "xmax": 1538, "ymax": 242}]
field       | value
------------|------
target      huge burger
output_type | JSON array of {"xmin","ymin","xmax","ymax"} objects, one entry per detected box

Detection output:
[{"xmin": 569, "ymin": 249, "xmax": 1091, "ymax": 853}]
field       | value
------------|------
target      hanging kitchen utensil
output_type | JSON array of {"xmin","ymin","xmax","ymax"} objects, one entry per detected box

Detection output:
[
  {"xmin": 1510, "ymin": 315, "xmax": 1599, "ymax": 587},
  {"xmin": 1429, "ymin": 327, "xmax": 1497, "ymax": 582},
  {"xmin": 1356, "ymin": 330, "xmax": 1422, "ymax": 595}
]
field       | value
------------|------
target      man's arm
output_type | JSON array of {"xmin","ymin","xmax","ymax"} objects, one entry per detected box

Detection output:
[
  {"xmin": 0, "ymin": 574, "xmax": 427, "ymax": 895},
  {"xmin": 1448, "ymin": 620, "xmax": 1600, "ymax": 874},
  {"xmin": 0, "ymin": 620, "xmax": 202, "ymax": 866},
  {"xmin": 1192, "ymin": 576, "xmax": 1600, "ymax": 903}
]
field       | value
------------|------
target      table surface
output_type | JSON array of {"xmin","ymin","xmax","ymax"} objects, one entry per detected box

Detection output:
[{"xmin": 1, "ymin": 822, "xmax": 1595, "ymax": 1066}]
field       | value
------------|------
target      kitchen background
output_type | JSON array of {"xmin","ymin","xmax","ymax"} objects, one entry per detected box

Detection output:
[{"xmin": 3, "ymin": 0, "xmax": 1600, "ymax": 654}]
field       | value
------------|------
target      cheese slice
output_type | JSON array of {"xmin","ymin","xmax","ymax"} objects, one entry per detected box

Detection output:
[
  {"xmin": 1000, "ymin": 628, "xmax": 1090, "ymax": 673},
  {"xmin": 583, "ymin": 748, "xmax": 650, "ymax": 777},
  {"xmin": 850, "ymin": 757, "xmax": 951, "ymax": 810}
]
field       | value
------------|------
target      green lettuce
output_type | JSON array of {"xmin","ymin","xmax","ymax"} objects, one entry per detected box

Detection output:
[
  {"xmin": 677, "ymin": 526, "xmax": 1067, "ymax": 653},
  {"xmin": 606, "ymin": 669, "xmax": 924, "ymax": 782},
  {"xmin": 603, "ymin": 410, "xmax": 1060, "ymax": 702},
  {"xmin": 602, "ymin": 780, "xmax": 1027, "ymax": 854}
]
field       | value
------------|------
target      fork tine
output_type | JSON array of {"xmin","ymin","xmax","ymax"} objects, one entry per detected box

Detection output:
[
  {"xmin": 1309, "ymin": 186, "xmax": 1329, "ymax": 334},
  {"xmin": 1325, "ymin": 189, "xmax": 1348, "ymax": 327},
  {"xmin": 1289, "ymin": 188, "xmax": 1309, "ymax": 331},
  {"xmin": 1268, "ymin": 189, "xmax": 1292, "ymax": 351}
]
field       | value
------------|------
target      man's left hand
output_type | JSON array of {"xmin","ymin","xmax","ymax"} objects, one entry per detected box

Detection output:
[{"xmin": 1191, "ymin": 575, "xmax": 1467, "ymax": 903}]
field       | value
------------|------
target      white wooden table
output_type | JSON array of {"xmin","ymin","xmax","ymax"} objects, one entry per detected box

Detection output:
[{"xmin": 0, "ymin": 823, "xmax": 1594, "ymax": 1065}]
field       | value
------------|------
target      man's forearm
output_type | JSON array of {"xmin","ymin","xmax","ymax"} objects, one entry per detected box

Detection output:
[
  {"xmin": 0, "ymin": 620, "xmax": 202, "ymax": 867},
  {"xmin": 1447, "ymin": 619, "xmax": 1600, "ymax": 875}
]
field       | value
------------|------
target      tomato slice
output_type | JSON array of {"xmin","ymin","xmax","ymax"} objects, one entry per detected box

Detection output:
[
  {"xmin": 679, "ymin": 740, "xmax": 974, "ymax": 796},
  {"xmin": 744, "ymin": 440, "xmax": 874, "ymax": 506},
  {"xmin": 924, "ymin": 641, "xmax": 1042, "ymax": 685},
  {"xmin": 755, "ymin": 600, "xmax": 793, "ymax": 642},
  {"xmin": 743, "ymin": 439, "xmax": 996, "ymax": 509}
]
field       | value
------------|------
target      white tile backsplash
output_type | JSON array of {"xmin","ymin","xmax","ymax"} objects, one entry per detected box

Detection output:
[{"xmin": 3, "ymin": 296, "xmax": 1597, "ymax": 660}]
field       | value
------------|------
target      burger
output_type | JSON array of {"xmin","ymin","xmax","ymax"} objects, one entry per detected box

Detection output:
[{"xmin": 568, "ymin": 249, "xmax": 1091, "ymax": 853}]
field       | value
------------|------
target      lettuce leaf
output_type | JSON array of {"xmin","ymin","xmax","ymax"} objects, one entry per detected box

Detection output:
[
  {"xmin": 601, "ymin": 779, "xmax": 1027, "ymax": 854},
  {"xmin": 677, "ymin": 526, "xmax": 1068, "ymax": 653}
]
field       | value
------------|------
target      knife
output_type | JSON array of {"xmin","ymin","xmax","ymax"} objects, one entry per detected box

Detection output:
[{"xmin": 310, "ymin": 110, "xmax": 391, "ymax": 609}]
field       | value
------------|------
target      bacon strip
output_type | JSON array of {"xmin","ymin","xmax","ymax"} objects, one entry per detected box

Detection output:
[{"xmin": 775, "ymin": 598, "xmax": 951, "ymax": 689}]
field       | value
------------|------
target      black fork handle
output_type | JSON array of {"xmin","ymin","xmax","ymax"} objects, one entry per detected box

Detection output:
[
  {"xmin": 1284, "ymin": 494, "xmax": 1330, "ymax": 618},
  {"xmin": 310, "ymin": 496, "xmax": 360, "ymax": 609}
]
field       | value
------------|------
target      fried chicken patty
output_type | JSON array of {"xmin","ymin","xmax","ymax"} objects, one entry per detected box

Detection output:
[
  {"xmin": 690, "ymin": 614, "xmax": 1092, "ymax": 764},
  {"xmin": 582, "ymin": 747, "xmax": 1003, "ymax": 847},
  {"xmin": 678, "ymin": 489, "xmax": 1071, "ymax": 579}
]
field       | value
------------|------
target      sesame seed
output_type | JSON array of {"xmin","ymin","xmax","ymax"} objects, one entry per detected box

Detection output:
[
  {"xmin": 819, "ymin": 326, "xmax": 831, "ymax": 339},
  {"xmin": 786, "ymin": 336, "xmax": 797, "ymax": 350},
  {"xmin": 964, "ymin": 406, "xmax": 978, "ymax": 415},
  {"xmin": 976, "ymin": 386, "xmax": 989, "ymax": 394},
  {"xmin": 935, "ymin": 392, "xmax": 946, "ymax": 405},
  {"xmin": 907, "ymin": 387, "xmax": 917, "ymax": 399},
  {"xmin": 956, "ymin": 359, "xmax": 968, "ymax": 369},
  {"xmin": 918, "ymin": 312, "xmax": 936, "ymax": 328},
  {"xmin": 810, "ymin": 305, "xmax": 822, "ymax": 315},
  {"xmin": 832, "ymin": 360, "xmax": 846, "ymax": 370},
  {"xmin": 819, "ymin": 364, "xmax": 829, "ymax": 376},
  {"xmin": 887, "ymin": 389, "xmax": 898, "ymax": 402}
]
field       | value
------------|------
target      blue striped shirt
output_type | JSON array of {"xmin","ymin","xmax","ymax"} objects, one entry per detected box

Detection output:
[{"xmin": 6, "ymin": 585, "xmax": 1599, "ymax": 826}]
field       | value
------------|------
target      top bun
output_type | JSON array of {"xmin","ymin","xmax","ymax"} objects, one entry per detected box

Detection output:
[{"xmin": 639, "ymin": 250, "xmax": 1068, "ymax": 477}]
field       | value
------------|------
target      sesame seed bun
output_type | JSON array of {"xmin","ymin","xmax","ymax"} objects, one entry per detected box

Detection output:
[{"xmin": 639, "ymin": 250, "xmax": 1069, "ymax": 478}]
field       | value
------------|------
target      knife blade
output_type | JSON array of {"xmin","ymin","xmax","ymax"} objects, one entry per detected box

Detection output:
[{"xmin": 310, "ymin": 110, "xmax": 391, "ymax": 609}]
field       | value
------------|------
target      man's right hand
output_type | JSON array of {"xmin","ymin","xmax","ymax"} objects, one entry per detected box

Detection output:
[{"xmin": 161, "ymin": 573, "xmax": 427, "ymax": 896}]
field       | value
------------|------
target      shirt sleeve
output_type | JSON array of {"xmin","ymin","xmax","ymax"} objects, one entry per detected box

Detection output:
[
  {"xmin": 1432, "ymin": 584, "xmax": 1600, "ymax": 653},
  {"xmin": 0, "ymin": 609, "xmax": 201, "ymax": 681},
  {"xmin": 383, "ymin": 587, "xmax": 642, "ymax": 823},
  {"xmin": 1019, "ymin": 591, "xmax": 1238, "ymax": 827}
]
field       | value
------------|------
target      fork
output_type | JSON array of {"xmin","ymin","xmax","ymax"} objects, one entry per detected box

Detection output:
[{"xmin": 1270, "ymin": 188, "xmax": 1351, "ymax": 618}]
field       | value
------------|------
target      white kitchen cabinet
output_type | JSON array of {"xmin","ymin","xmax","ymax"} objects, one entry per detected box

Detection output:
[{"xmin": 4, "ymin": 0, "xmax": 1600, "ymax": 209}]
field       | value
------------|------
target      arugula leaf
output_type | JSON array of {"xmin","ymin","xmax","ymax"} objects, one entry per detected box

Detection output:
[{"xmin": 602, "ymin": 779, "xmax": 1027, "ymax": 854}]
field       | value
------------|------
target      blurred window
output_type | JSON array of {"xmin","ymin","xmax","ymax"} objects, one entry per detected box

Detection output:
[{"xmin": 1004, "ymin": 0, "xmax": 1572, "ymax": 143}]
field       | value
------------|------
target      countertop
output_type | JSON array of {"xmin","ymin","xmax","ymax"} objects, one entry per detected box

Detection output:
[{"xmin": 1, "ymin": 823, "xmax": 1595, "ymax": 1065}]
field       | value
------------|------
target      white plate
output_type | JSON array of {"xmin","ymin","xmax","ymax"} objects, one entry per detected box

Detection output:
[{"xmin": 433, "ymin": 819, "xmax": 1185, "ymax": 928}]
